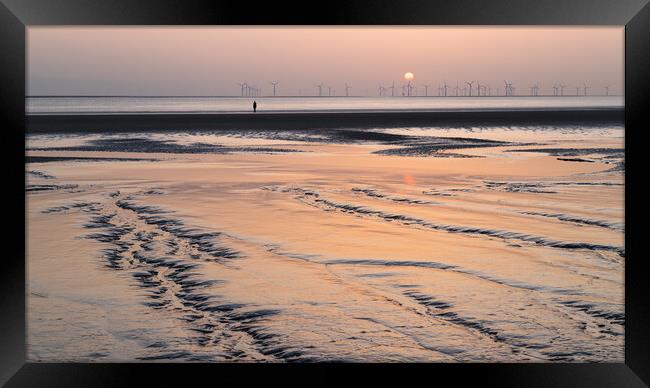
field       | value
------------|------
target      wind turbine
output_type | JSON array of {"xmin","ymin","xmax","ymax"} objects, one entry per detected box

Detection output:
[
  {"xmin": 378, "ymin": 84, "xmax": 386, "ymax": 97},
  {"xmin": 552, "ymin": 84, "xmax": 559, "ymax": 96},
  {"xmin": 345, "ymin": 83, "xmax": 351, "ymax": 97},
  {"xmin": 603, "ymin": 85, "xmax": 610, "ymax": 96},
  {"xmin": 237, "ymin": 82, "xmax": 248, "ymax": 97},
  {"xmin": 503, "ymin": 81, "xmax": 511, "ymax": 96},
  {"xmin": 454, "ymin": 81, "xmax": 460, "ymax": 97},
  {"xmin": 583, "ymin": 83, "xmax": 590, "ymax": 96},
  {"xmin": 465, "ymin": 80, "xmax": 475, "ymax": 97},
  {"xmin": 316, "ymin": 83, "xmax": 323, "ymax": 97},
  {"xmin": 443, "ymin": 82, "xmax": 448, "ymax": 97},
  {"xmin": 389, "ymin": 82, "xmax": 395, "ymax": 97},
  {"xmin": 327, "ymin": 86, "xmax": 333, "ymax": 97},
  {"xmin": 559, "ymin": 84, "xmax": 566, "ymax": 96},
  {"xmin": 422, "ymin": 83, "xmax": 430, "ymax": 97},
  {"xmin": 270, "ymin": 81, "xmax": 279, "ymax": 97},
  {"xmin": 403, "ymin": 80, "xmax": 411, "ymax": 97}
]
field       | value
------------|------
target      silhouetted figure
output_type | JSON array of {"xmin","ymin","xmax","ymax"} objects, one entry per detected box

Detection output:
[{"xmin": 253, "ymin": 100, "xmax": 257, "ymax": 112}]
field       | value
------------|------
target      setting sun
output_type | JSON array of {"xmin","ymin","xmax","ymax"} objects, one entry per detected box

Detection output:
[{"xmin": 404, "ymin": 72, "xmax": 415, "ymax": 81}]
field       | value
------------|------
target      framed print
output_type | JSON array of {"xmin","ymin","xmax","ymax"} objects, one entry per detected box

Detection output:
[{"xmin": 1, "ymin": 0, "xmax": 649, "ymax": 386}]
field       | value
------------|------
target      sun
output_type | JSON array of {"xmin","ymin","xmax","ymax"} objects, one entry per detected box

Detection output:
[{"xmin": 404, "ymin": 72, "xmax": 415, "ymax": 81}]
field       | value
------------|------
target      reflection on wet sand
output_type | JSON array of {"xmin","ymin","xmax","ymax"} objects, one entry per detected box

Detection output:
[{"xmin": 26, "ymin": 125, "xmax": 624, "ymax": 362}]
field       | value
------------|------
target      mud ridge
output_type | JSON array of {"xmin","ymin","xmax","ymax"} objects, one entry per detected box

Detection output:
[
  {"xmin": 57, "ymin": 193, "xmax": 308, "ymax": 361},
  {"xmin": 267, "ymin": 186, "xmax": 625, "ymax": 257},
  {"xmin": 520, "ymin": 211, "xmax": 624, "ymax": 231}
]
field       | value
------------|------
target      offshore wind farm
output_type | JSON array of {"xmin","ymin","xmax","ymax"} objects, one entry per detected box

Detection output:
[{"xmin": 223, "ymin": 72, "xmax": 616, "ymax": 98}]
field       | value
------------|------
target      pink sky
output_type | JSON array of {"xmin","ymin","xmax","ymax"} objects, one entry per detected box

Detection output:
[{"xmin": 28, "ymin": 27, "xmax": 624, "ymax": 96}]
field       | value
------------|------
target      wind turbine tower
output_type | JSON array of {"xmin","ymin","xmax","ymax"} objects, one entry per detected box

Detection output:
[
  {"xmin": 270, "ymin": 81, "xmax": 279, "ymax": 97},
  {"xmin": 465, "ymin": 81, "xmax": 475, "ymax": 97},
  {"xmin": 237, "ymin": 82, "xmax": 248, "ymax": 97}
]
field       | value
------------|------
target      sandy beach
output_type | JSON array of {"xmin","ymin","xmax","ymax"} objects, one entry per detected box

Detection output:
[{"xmin": 26, "ymin": 115, "xmax": 624, "ymax": 362}]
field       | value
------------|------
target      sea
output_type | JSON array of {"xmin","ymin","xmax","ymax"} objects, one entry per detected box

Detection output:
[{"xmin": 26, "ymin": 96, "xmax": 624, "ymax": 115}]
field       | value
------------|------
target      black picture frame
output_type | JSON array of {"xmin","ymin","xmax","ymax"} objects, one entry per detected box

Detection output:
[{"xmin": 1, "ymin": 0, "xmax": 648, "ymax": 386}]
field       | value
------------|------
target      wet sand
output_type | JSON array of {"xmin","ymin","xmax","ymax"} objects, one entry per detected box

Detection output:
[
  {"xmin": 26, "ymin": 123, "xmax": 624, "ymax": 362},
  {"xmin": 27, "ymin": 107, "xmax": 623, "ymax": 133}
]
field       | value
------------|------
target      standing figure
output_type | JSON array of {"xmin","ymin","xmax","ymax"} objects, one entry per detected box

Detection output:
[{"xmin": 253, "ymin": 100, "xmax": 257, "ymax": 112}]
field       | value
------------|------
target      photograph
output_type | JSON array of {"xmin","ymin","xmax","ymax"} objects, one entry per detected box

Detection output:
[{"xmin": 25, "ymin": 26, "xmax": 625, "ymax": 363}]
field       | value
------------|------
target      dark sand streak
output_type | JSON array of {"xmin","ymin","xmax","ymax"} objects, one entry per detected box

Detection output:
[
  {"xmin": 266, "ymin": 186, "xmax": 625, "ymax": 257},
  {"xmin": 27, "ymin": 108, "xmax": 623, "ymax": 133},
  {"xmin": 43, "ymin": 196, "xmax": 312, "ymax": 361}
]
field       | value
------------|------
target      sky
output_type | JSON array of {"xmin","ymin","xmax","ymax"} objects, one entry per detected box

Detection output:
[{"xmin": 27, "ymin": 27, "xmax": 624, "ymax": 96}]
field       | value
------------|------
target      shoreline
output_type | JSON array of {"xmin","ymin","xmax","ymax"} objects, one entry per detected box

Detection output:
[{"xmin": 27, "ymin": 108, "xmax": 624, "ymax": 133}]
